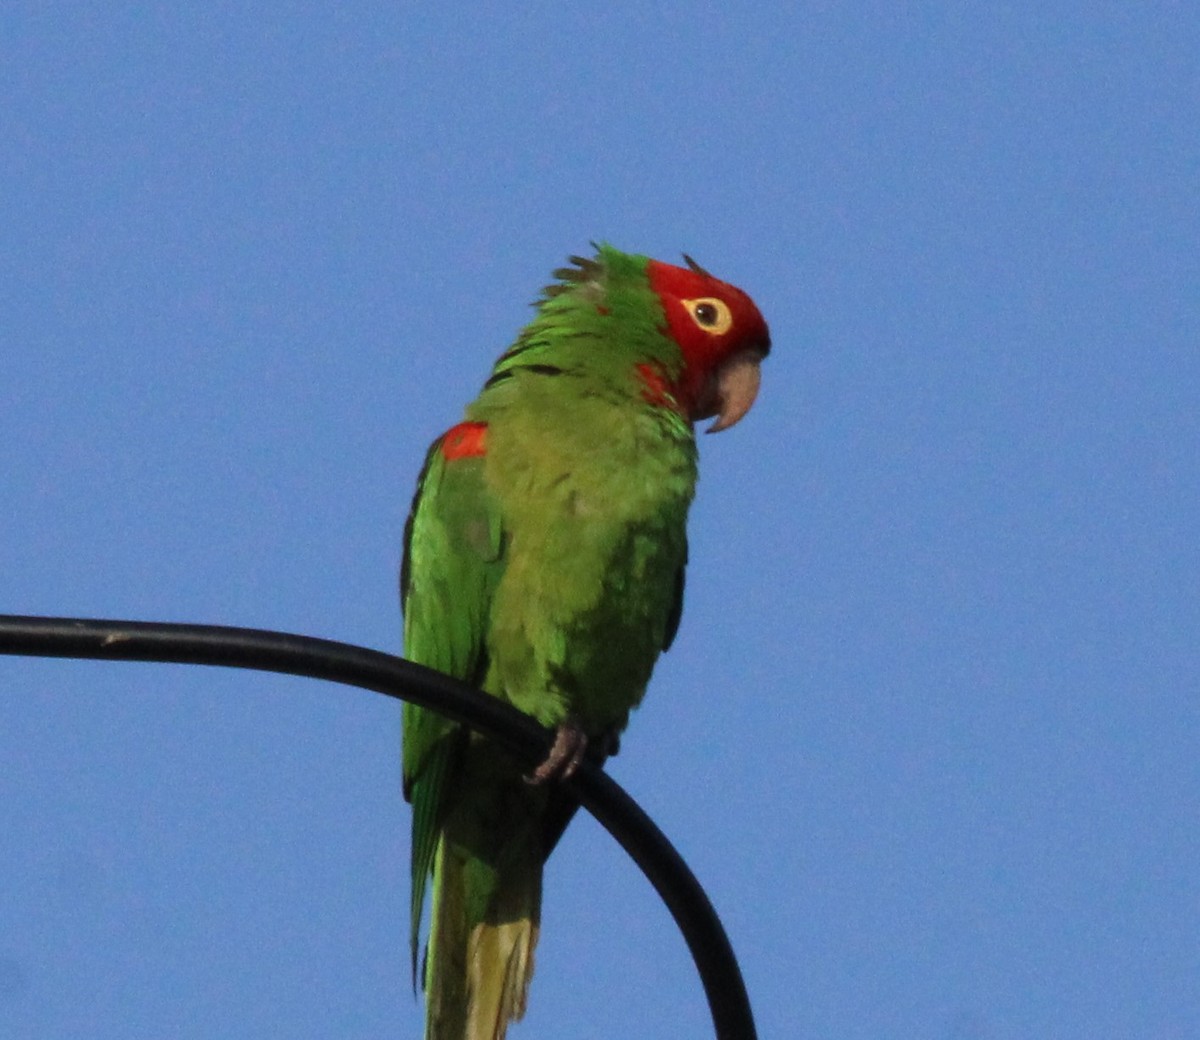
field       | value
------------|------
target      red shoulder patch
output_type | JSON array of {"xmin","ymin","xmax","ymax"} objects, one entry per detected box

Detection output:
[{"xmin": 440, "ymin": 421, "xmax": 488, "ymax": 460}]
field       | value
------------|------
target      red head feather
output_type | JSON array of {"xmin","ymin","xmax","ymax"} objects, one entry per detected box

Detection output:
[{"xmin": 647, "ymin": 257, "xmax": 771, "ymax": 432}]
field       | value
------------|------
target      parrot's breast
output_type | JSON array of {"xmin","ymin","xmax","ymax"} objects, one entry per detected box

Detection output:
[{"xmin": 480, "ymin": 387, "xmax": 697, "ymax": 734}]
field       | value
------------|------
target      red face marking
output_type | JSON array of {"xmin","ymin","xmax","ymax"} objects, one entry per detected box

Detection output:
[
  {"xmin": 635, "ymin": 361, "xmax": 684, "ymax": 414},
  {"xmin": 646, "ymin": 259, "xmax": 770, "ymax": 418},
  {"xmin": 440, "ymin": 421, "xmax": 488, "ymax": 460}
]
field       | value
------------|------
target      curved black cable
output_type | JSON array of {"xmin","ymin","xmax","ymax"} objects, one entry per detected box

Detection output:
[{"xmin": 0, "ymin": 613, "xmax": 756, "ymax": 1040}]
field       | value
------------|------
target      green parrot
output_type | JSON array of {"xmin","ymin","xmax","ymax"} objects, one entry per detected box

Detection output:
[{"xmin": 400, "ymin": 244, "xmax": 770, "ymax": 1040}]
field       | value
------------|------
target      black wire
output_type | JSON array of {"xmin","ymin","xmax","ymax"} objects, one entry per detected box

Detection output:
[{"xmin": 0, "ymin": 613, "xmax": 757, "ymax": 1040}]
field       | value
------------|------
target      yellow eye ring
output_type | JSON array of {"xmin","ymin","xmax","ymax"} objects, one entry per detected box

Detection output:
[{"xmin": 682, "ymin": 297, "xmax": 733, "ymax": 335}]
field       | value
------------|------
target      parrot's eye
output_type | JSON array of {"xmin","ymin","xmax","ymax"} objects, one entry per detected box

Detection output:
[{"xmin": 682, "ymin": 297, "xmax": 733, "ymax": 335}]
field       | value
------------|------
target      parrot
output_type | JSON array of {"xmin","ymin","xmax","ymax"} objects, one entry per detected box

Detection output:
[{"xmin": 400, "ymin": 243, "xmax": 770, "ymax": 1040}]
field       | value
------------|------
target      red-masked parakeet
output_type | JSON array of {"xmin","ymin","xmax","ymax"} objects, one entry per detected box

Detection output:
[{"xmin": 401, "ymin": 244, "xmax": 770, "ymax": 1039}]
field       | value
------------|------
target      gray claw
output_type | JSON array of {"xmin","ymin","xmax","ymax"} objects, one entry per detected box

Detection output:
[{"xmin": 527, "ymin": 719, "xmax": 588, "ymax": 784}]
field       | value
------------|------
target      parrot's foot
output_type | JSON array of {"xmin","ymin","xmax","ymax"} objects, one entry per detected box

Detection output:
[
  {"xmin": 597, "ymin": 728, "xmax": 620, "ymax": 759},
  {"xmin": 527, "ymin": 719, "xmax": 588, "ymax": 784}
]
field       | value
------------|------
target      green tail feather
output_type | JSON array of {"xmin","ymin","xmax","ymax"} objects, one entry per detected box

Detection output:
[{"xmin": 425, "ymin": 834, "xmax": 541, "ymax": 1040}]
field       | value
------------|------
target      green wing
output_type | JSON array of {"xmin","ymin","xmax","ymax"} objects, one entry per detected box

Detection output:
[{"xmin": 400, "ymin": 432, "xmax": 505, "ymax": 979}]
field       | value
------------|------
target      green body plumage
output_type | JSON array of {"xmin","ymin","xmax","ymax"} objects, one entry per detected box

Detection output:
[{"xmin": 401, "ymin": 245, "xmax": 769, "ymax": 1040}]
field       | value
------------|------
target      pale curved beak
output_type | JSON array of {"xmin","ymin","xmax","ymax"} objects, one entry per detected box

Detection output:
[{"xmin": 705, "ymin": 349, "xmax": 764, "ymax": 433}]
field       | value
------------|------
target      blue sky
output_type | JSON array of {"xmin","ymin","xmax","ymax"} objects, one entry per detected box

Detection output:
[{"xmin": 2, "ymin": 3, "xmax": 1196, "ymax": 1038}]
